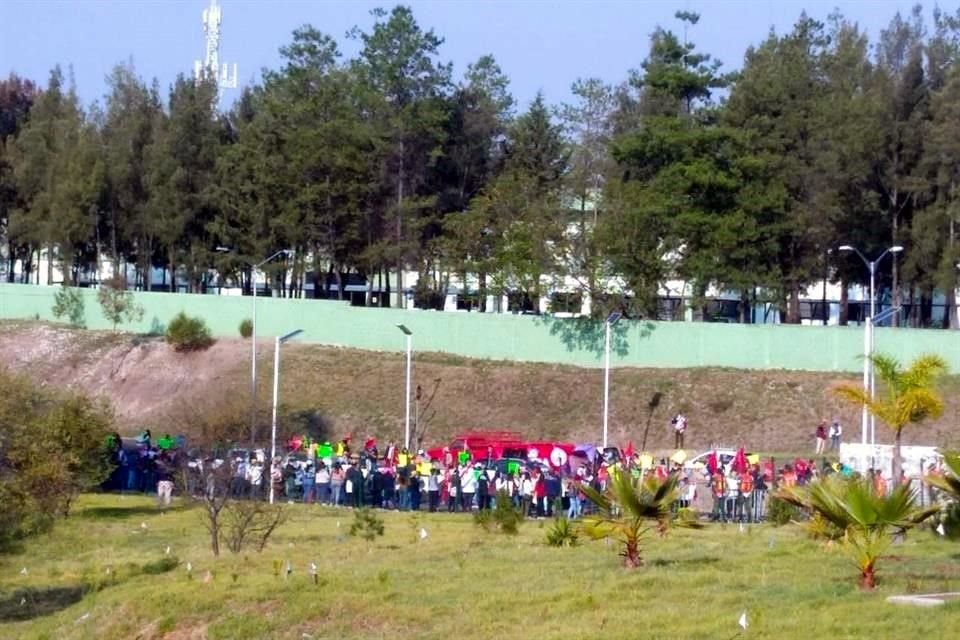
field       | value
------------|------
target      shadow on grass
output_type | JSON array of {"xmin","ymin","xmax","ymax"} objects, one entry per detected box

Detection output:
[
  {"xmin": 78, "ymin": 503, "xmax": 191, "ymax": 520},
  {"xmin": 533, "ymin": 315, "xmax": 655, "ymax": 358},
  {"xmin": 0, "ymin": 585, "xmax": 85, "ymax": 622},
  {"xmin": 650, "ymin": 555, "xmax": 720, "ymax": 568}
]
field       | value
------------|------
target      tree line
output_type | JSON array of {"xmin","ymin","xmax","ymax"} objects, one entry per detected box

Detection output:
[{"xmin": 2, "ymin": 5, "xmax": 960, "ymax": 326}]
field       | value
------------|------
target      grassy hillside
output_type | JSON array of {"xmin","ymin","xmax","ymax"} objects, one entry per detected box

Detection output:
[
  {"xmin": 2, "ymin": 321, "xmax": 959, "ymax": 453},
  {"xmin": 1, "ymin": 494, "xmax": 958, "ymax": 639}
]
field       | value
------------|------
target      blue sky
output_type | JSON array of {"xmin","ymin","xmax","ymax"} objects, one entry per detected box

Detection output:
[{"xmin": 2, "ymin": 0, "xmax": 928, "ymax": 110}]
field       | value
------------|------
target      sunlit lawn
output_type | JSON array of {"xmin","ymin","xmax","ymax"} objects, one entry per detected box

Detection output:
[{"xmin": 1, "ymin": 494, "xmax": 958, "ymax": 639}]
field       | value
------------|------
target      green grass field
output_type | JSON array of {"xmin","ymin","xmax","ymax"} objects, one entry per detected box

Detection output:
[{"xmin": 1, "ymin": 494, "xmax": 958, "ymax": 639}]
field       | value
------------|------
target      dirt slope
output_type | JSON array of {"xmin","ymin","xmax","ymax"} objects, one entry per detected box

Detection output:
[{"xmin": 1, "ymin": 321, "xmax": 958, "ymax": 453}]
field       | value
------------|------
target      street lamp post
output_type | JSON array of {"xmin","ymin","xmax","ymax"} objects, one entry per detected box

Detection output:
[
  {"xmin": 249, "ymin": 249, "xmax": 292, "ymax": 446},
  {"xmin": 838, "ymin": 244, "xmax": 903, "ymax": 446},
  {"xmin": 269, "ymin": 328, "xmax": 303, "ymax": 504},
  {"xmin": 602, "ymin": 312, "xmax": 622, "ymax": 450},
  {"xmin": 397, "ymin": 324, "xmax": 413, "ymax": 450}
]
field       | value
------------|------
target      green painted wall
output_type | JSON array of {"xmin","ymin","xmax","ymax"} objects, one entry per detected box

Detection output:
[{"xmin": 2, "ymin": 283, "xmax": 956, "ymax": 373}]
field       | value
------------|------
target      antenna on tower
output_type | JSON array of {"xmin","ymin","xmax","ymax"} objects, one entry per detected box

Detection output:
[{"xmin": 194, "ymin": 0, "xmax": 238, "ymax": 99}]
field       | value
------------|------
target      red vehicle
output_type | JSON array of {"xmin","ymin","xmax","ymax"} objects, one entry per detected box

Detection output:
[{"xmin": 426, "ymin": 431, "xmax": 575, "ymax": 467}]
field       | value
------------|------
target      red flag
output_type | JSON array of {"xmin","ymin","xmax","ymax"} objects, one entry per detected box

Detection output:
[
  {"xmin": 624, "ymin": 440, "xmax": 635, "ymax": 459},
  {"xmin": 733, "ymin": 447, "xmax": 748, "ymax": 474},
  {"xmin": 707, "ymin": 450, "xmax": 718, "ymax": 474}
]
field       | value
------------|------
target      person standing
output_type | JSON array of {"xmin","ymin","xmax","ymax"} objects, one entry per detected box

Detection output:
[
  {"xmin": 710, "ymin": 467, "xmax": 727, "ymax": 522},
  {"xmin": 315, "ymin": 462, "xmax": 331, "ymax": 505},
  {"xmin": 672, "ymin": 413, "xmax": 687, "ymax": 449},
  {"xmin": 460, "ymin": 464, "xmax": 477, "ymax": 511},
  {"xmin": 815, "ymin": 419, "xmax": 827, "ymax": 455},
  {"xmin": 330, "ymin": 463, "xmax": 345, "ymax": 506},
  {"xmin": 828, "ymin": 420, "xmax": 842, "ymax": 451},
  {"xmin": 427, "ymin": 468, "xmax": 440, "ymax": 512},
  {"xmin": 156, "ymin": 452, "xmax": 175, "ymax": 508}
]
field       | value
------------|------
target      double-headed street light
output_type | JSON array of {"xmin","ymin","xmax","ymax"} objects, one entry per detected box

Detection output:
[
  {"xmin": 397, "ymin": 324, "xmax": 413, "ymax": 450},
  {"xmin": 838, "ymin": 244, "xmax": 903, "ymax": 445},
  {"xmin": 269, "ymin": 328, "xmax": 303, "ymax": 504},
  {"xmin": 602, "ymin": 312, "xmax": 622, "ymax": 450}
]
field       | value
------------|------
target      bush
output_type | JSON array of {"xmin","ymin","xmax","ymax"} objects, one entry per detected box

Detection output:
[
  {"xmin": 96, "ymin": 276, "xmax": 143, "ymax": 331},
  {"xmin": 0, "ymin": 371, "xmax": 114, "ymax": 550},
  {"xmin": 349, "ymin": 508, "xmax": 385, "ymax": 544},
  {"xmin": 221, "ymin": 502, "xmax": 287, "ymax": 553},
  {"xmin": 141, "ymin": 556, "xmax": 179, "ymax": 575},
  {"xmin": 165, "ymin": 312, "xmax": 214, "ymax": 352},
  {"xmin": 51, "ymin": 286, "xmax": 86, "ymax": 327},
  {"xmin": 493, "ymin": 490, "xmax": 523, "ymax": 534},
  {"xmin": 766, "ymin": 496, "xmax": 800, "ymax": 526},
  {"xmin": 238, "ymin": 318, "xmax": 253, "ymax": 339},
  {"xmin": 545, "ymin": 516, "xmax": 579, "ymax": 547}
]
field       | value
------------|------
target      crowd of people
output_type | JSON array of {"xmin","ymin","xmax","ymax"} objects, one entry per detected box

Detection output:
[{"xmin": 102, "ymin": 421, "xmax": 940, "ymax": 521}]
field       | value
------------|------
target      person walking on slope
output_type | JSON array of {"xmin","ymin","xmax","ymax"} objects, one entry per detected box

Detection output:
[
  {"xmin": 671, "ymin": 413, "xmax": 687, "ymax": 449},
  {"xmin": 814, "ymin": 419, "xmax": 827, "ymax": 455},
  {"xmin": 828, "ymin": 420, "xmax": 842, "ymax": 451}
]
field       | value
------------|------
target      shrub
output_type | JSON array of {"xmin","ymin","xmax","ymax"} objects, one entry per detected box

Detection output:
[
  {"xmin": 96, "ymin": 276, "xmax": 143, "ymax": 331},
  {"xmin": 492, "ymin": 489, "xmax": 523, "ymax": 535},
  {"xmin": 221, "ymin": 502, "xmax": 287, "ymax": 553},
  {"xmin": 349, "ymin": 508, "xmax": 385, "ymax": 544},
  {"xmin": 51, "ymin": 286, "xmax": 86, "ymax": 327},
  {"xmin": 238, "ymin": 318, "xmax": 253, "ymax": 338},
  {"xmin": 766, "ymin": 496, "xmax": 799, "ymax": 526},
  {"xmin": 165, "ymin": 312, "xmax": 214, "ymax": 352},
  {"xmin": 545, "ymin": 516, "xmax": 579, "ymax": 547},
  {"xmin": 141, "ymin": 556, "xmax": 180, "ymax": 575},
  {"xmin": 0, "ymin": 371, "xmax": 114, "ymax": 550}
]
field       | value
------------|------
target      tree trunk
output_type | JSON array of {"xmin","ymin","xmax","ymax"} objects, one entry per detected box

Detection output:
[
  {"xmin": 334, "ymin": 269, "xmax": 344, "ymax": 302},
  {"xmin": 839, "ymin": 277, "xmax": 849, "ymax": 326},
  {"xmin": 891, "ymin": 180, "xmax": 900, "ymax": 328},
  {"xmin": 859, "ymin": 563, "xmax": 876, "ymax": 590},
  {"xmin": 739, "ymin": 291, "xmax": 750, "ymax": 324},
  {"xmin": 785, "ymin": 288, "xmax": 801, "ymax": 324},
  {"xmin": 622, "ymin": 536, "xmax": 642, "ymax": 569},
  {"xmin": 395, "ymin": 140, "xmax": 405, "ymax": 310},
  {"xmin": 945, "ymin": 286, "xmax": 957, "ymax": 330},
  {"xmin": 950, "ymin": 193, "xmax": 958, "ymax": 329},
  {"xmin": 892, "ymin": 428, "xmax": 903, "ymax": 486},
  {"xmin": 479, "ymin": 272, "xmax": 487, "ymax": 313}
]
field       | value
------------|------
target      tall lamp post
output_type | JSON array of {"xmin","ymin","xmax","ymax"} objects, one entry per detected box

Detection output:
[
  {"xmin": 269, "ymin": 328, "xmax": 303, "ymax": 504},
  {"xmin": 838, "ymin": 244, "xmax": 903, "ymax": 445},
  {"xmin": 249, "ymin": 249, "xmax": 293, "ymax": 446},
  {"xmin": 602, "ymin": 312, "xmax": 622, "ymax": 449},
  {"xmin": 397, "ymin": 324, "xmax": 413, "ymax": 450}
]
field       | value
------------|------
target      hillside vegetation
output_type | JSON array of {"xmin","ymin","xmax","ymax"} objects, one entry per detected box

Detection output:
[{"xmin": 2, "ymin": 321, "xmax": 958, "ymax": 453}]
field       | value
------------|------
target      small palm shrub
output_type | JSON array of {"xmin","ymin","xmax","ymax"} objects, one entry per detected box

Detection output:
[
  {"xmin": 777, "ymin": 477, "xmax": 937, "ymax": 590},
  {"xmin": 580, "ymin": 469, "xmax": 700, "ymax": 569},
  {"xmin": 545, "ymin": 516, "xmax": 579, "ymax": 547}
]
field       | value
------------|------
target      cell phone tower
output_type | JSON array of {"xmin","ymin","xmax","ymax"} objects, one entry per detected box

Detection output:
[{"xmin": 193, "ymin": 0, "xmax": 238, "ymax": 98}]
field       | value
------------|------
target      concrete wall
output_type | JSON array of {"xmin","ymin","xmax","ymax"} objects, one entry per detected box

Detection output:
[{"xmin": 1, "ymin": 283, "xmax": 956, "ymax": 373}]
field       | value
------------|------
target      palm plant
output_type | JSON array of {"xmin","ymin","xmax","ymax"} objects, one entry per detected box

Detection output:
[
  {"xmin": 924, "ymin": 451, "xmax": 960, "ymax": 537},
  {"xmin": 777, "ymin": 477, "xmax": 937, "ymax": 590},
  {"xmin": 833, "ymin": 353, "xmax": 947, "ymax": 481},
  {"xmin": 580, "ymin": 469, "xmax": 696, "ymax": 568}
]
